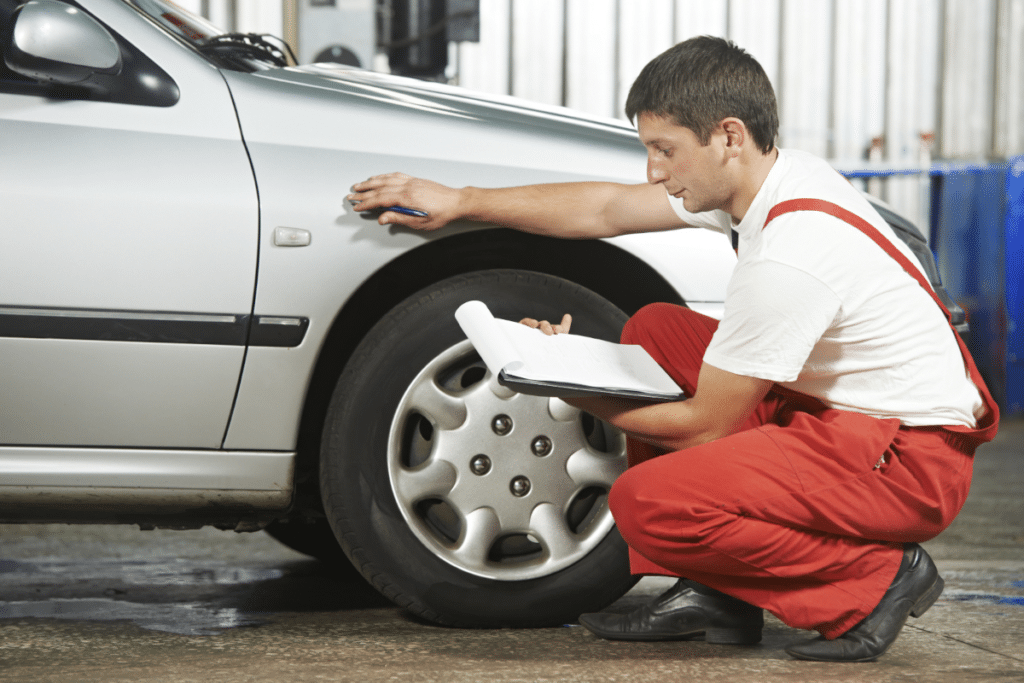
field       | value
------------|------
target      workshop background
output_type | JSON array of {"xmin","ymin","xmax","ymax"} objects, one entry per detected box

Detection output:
[{"xmin": 180, "ymin": 0, "xmax": 1022, "ymax": 415}]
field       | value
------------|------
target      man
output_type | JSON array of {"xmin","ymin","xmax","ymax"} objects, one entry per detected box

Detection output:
[{"xmin": 347, "ymin": 36, "xmax": 999, "ymax": 662}]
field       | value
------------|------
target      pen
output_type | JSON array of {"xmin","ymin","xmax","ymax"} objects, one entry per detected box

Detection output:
[{"xmin": 385, "ymin": 206, "xmax": 428, "ymax": 217}]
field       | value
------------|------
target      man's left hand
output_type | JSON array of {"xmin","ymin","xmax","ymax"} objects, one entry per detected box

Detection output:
[{"xmin": 520, "ymin": 314, "xmax": 572, "ymax": 335}]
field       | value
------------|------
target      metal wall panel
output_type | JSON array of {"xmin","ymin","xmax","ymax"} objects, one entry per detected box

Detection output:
[
  {"xmin": 831, "ymin": 0, "xmax": 887, "ymax": 163},
  {"xmin": 511, "ymin": 0, "xmax": 564, "ymax": 105},
  {"xmin": 994, "ymin": 0, "xmax": 1024, "ymax": 157},
  {"xmin": 884, "ymin": 0, "xmax": 941, "ymax": 229},
  {"xmin": 565, "ymin": 0, "xmax": 618, "ymax": 118},
  {"xmin": 778, "ymin": 0, "xmax": 832, "ymax": 158},
  {"xmin": 940, "ymin": 0, "xmax": 997, "ymax": 159},
  {"xmin": 615, "ymin": 0, "xmax": 675, "ymax": 116},
  {"xmin": 674, "ymin": 0, "xmax": 728, "ymax": 41},
  {"xmin": 455, "ymin": 0, "xmax": 512, "ymax": 96},
  {"xmin": 729, "ymin": 0, "xmax": 780, "ymax": 89}
]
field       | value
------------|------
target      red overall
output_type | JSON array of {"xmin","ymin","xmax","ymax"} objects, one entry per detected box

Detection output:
[{"xmin": 610, "ymin": 200, "xmax": 1000, "ymax": 638}]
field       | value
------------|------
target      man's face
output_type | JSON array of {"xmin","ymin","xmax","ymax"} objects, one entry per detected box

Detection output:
[{"xmin": 637, "ymin": 112, "xmax": 730, "ymax": 215}]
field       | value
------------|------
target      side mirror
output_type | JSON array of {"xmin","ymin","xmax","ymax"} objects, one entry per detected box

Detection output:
[{"xmin": 5, "ymin": 0, "xmax": 122, "ymax": 86}]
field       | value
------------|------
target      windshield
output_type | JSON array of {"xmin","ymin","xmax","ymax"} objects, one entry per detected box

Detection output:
[
  {"xmin": 124, "ymin": 0, "xmax": 221, "ymax": 46},
  {"xmin": 123, "ymin": 0, "xmax": 293, "ymax": 70}
]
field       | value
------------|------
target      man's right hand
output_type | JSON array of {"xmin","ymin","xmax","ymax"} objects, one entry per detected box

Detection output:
[{"xmin": 348, "ymin": 172, "xmax": 461, "ymax": 230}]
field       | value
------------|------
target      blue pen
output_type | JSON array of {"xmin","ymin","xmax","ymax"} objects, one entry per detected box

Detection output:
[{"xmin": 385, "ymin": 206, "xmax": 428, "ymax": 217}]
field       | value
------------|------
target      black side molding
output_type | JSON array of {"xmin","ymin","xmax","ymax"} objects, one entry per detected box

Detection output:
[{"xmin": 0, "ymin": 307, "xmax": 308, "ymax": 347}]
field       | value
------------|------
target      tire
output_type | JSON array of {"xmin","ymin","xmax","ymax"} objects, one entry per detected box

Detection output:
[
  {"xmin": 263, "ymin": 519, "xmax": 367, "ymax": 582},
  {"xmin": 320, "ymin": 270, "xmax": 639, "ymax": 627}
]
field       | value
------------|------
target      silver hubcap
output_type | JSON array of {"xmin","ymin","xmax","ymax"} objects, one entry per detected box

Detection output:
[{"xmin": 388, "ymin": 340, "xmax": 627, "ymax": 581}]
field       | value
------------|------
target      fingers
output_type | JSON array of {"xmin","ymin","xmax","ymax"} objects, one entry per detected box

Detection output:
[
  {"xmin": 519, "ymin": 313, "xmax": 572, "ymax": 335},
  {"xmin": 350, "ymin": 172, "xmax": 409, "ymax": 194},
  {"xmin": 558, "ymin": 313, "xmax": 572, "ymax": 334},
  {"xmin": 346, "ymin": 173, "xmax": 448, "ymax": 230},
  {"xmin": 375, "ymin": 210, "xmax": 429, "ymax": 227},
  {"xmin": 347, "ymin": 172, "xmax": 415, "ymax": 214}
]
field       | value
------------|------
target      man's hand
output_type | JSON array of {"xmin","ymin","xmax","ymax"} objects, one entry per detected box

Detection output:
[
  {"xmin": 519, "ymin": 314, "xmax": 572, "ymax": 335},
  {"xmin": 348, "ymin": 172, "xmax": 461, "ymax": 230}
]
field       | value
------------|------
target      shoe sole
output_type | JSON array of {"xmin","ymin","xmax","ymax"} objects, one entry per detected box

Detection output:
[
  {"xmin": 579, "ymin": 630, "xmax": 706, "ymax": 642},
  {"xmin": 577, "ymin": 615, "xmax": 762, "ymax": 644},
  {"xmin": 581, "ymin": 629, "xmax": 762, "ymax": 645},
  {"xmin": 579, "ymin": 623, "xmax": 762, "ymax": 645}
]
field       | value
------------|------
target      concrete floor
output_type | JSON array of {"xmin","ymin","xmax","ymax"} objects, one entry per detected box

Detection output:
[{"xmin": 1, "ymin": 418, "xmax": 1022, "ymax": 682}]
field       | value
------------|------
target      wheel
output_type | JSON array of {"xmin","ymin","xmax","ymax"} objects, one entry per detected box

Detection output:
[
  {"xmin": 320, "ymin": 270, "xmax": 639, "ymax": 627},
  {"xmin": 263, "ymin": 518, "xmax": 367, "ymax": 581}
]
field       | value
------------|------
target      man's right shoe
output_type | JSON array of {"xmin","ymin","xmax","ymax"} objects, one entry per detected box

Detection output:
[
  {"xmin": 578, "ymin": 579, "xmax": 763, "ymax": 644},
  {"xmin": 784, "ymin": 543, "xmax": 944, "ymax": 662}
]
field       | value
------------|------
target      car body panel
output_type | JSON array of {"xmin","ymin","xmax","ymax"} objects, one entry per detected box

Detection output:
[
  {"xmin": 0, "ymin": 446, "xmax": 292, "ymax": 522},
  {"xmin": 0, "ymin": 0, "xmax": 258, "ymax": 447}
]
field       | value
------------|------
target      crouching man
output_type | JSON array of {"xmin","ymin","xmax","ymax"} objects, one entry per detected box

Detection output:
[{"xmin": 347, "ymin": 36, "xmax": 999, "ymax": 662}]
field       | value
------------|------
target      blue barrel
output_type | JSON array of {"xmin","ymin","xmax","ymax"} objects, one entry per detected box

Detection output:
[
  {"xmin": 1005, "ymin": 159, "xmax": 1024, "ymax": 414},
  {"xmin": 931, "ymin": 159, "xmax": 1022, "ymax": 414}
]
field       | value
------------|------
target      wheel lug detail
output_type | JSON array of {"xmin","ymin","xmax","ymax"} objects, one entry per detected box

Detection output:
[
  {"xmin": 510, "ymin": 476, "xmax": 531, "ymax": 497},
  {"xmin": 531, "ymin": 435, "xmax": 553, "ymax": 456},
  {"xmin": 469, "ymin": 454, "xmax": 492, "ymax": 476},
  {"xmin": 492, "ymin": 414, "xmax": 513, "ymax": 436}
]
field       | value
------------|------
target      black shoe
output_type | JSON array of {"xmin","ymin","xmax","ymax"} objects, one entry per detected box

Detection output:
[
  {"xmin": 785, "ymin": 543, "xmax": 944, "ymax": 662},
  {"xmin": 578, "ymin": 579, "xmax": 763, "ymax": 644}
]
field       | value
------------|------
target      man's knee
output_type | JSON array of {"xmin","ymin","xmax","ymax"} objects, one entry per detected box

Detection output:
[
  {"xmin": 620, "ymin": 302, "xmax": 717, "ymax": 346},
  {"xmin": 609, "ymin": 466, "xmax": 696, "ymax": 546},
  {"xmin": 608, "ymin": 469, "xmax": 646, "ymax": 545},
  {"xmin": 610, "ymin": 455, "xmax": 723, "ymax": 550},
  {"xmin": 621, "ymin": 302, "xmax": 683, "ymax": 344}
]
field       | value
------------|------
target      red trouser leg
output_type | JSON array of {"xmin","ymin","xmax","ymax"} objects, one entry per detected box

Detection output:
[{"xmin": 613, "ymin": 303, "xmax": 974, "ymax": 637}]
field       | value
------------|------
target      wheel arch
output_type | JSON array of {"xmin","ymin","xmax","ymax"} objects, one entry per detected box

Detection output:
[{"xmin": 286, "ymin": 228, "xmax": 685, "ymax": 515}]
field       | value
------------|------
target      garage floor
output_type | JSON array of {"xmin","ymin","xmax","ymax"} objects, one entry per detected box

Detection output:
[{"xmin": 1, "ymin": 418, "xmax": 1022, "ymax": 683}]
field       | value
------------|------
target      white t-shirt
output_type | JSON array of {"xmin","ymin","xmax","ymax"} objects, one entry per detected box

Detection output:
[{"xmin": 667, "ymin": 148, "xmax": 984, "ymax": 428}]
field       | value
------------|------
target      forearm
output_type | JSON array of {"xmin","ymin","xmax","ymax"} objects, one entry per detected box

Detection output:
[
  {"xmin": 348, "ymin": 173, "xmax": 684, "ymax": 237},
  {"xmin": 567, "ymin": 395, "xmax": 724, "ymax": 452},
  {"xmin": 566, "ymin": 363, "xmax": 773, "ymax": 453},
  {"xmin": 457, "ymin": 182, "xmax": 640, "ymax": 239}
]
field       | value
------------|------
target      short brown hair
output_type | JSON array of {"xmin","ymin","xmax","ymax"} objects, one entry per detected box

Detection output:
[{"xmin": 625, "ymin": 36, "xmax": 778, "ymax": 154}]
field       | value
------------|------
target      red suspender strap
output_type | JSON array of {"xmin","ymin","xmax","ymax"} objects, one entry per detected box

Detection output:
[{"xmin": 763, "ymin": 198, "xmax": 999, "ymax": 445}]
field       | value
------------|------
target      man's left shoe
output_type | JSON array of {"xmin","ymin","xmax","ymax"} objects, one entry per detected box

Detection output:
[
  {"xmin": 785, "ymin": 543, "xmax": 944, "ymax": 662},
  {"xmin": 578, "ymin": 579, "xmax": 763, "ymax": 644}
]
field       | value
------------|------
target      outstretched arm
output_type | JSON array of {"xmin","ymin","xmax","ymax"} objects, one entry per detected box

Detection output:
[{"xmin": 347, "ymin": 172, "xmax": 687, "ymax": 239}]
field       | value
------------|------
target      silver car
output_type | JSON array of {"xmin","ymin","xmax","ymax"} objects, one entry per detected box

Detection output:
[{"xmin": 0, "ymin": 0, "xmax": 959, "ymax": 627}]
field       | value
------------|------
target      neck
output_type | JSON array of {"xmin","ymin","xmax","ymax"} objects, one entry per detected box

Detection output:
[{"xmin": 727, "ymin": 147, "xmax": 779, "ymax": 223}]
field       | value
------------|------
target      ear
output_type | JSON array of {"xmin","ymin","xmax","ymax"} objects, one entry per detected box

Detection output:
[{"xmin": 719, "ymin": 118, "xmax": 746, "ymax": 158}]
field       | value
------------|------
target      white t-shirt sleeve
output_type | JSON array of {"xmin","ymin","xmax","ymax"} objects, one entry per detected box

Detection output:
[
  {"xmin": 703, "ymin": 260, "xmax": 842, "ymax": 382},
  {"xmin": 665, "ymin": 191, "xmax": 732, "ymax": 235}
]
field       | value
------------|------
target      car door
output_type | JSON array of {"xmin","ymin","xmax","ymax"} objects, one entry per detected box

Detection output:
[{"xmin": 0, "ymin": 0, "xmax": 258, "ymax": 448}]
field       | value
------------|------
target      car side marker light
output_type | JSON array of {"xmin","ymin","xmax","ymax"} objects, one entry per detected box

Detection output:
[{"xmin": 274, "ymin": 227, "xmax": 311, "ymax": 247}]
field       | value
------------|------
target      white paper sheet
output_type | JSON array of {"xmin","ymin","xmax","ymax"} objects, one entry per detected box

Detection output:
[{"xmin": 455, "ymin": 301, "xmax": 684, "ymax": 399}]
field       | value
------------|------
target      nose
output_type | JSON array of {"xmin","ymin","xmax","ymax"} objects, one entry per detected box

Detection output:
[{"xmin": 647, "ymin": 155, "xmax": 667, "ymax": 185}]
